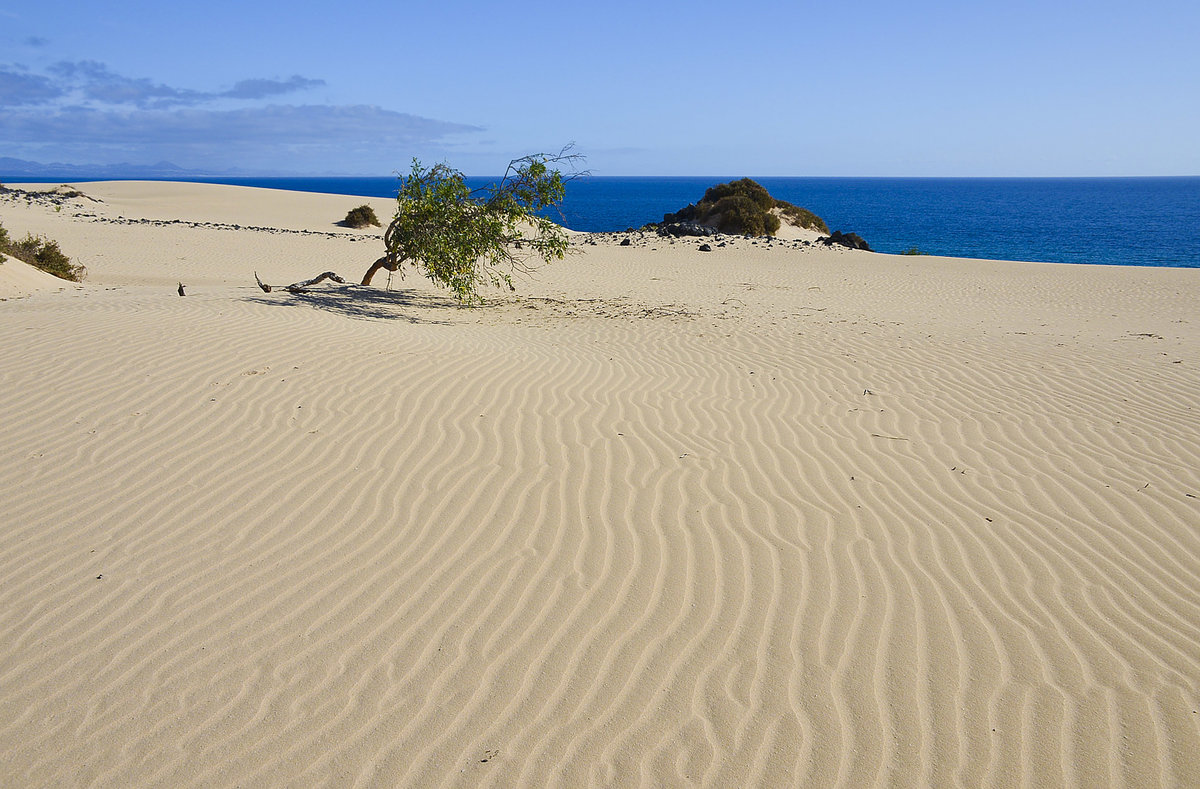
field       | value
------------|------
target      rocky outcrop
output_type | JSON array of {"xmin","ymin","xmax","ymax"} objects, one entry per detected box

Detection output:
[
  {"xmin": 820, "ymin": 230, "xmax": 871, "ymax": 251},
  {"xmin": 658, "ymin": 222, "xmax": 719, "ymax": 237},
  {"xmin": 658, "ymin": 178, "xmax": 829, "ymax": 237}
]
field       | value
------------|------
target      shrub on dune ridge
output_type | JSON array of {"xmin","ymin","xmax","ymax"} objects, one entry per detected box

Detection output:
[
  {"xmin": 710, "ymin": 194, "xmax": 780, "ymax": 236},
  {"xmin": 343, "ymin": 204, "xmax": 381, "ymax": 228},
  {"xmin": 662, "ymin": 177, "xmax": 828, "ymax": 236},
  {"xmin": 0, "ymin": 220, "xmax": 86, "ymax": 281},
  {"xmin": 776, "ymin": 202, "xmax": 827, "ymax": 233}
]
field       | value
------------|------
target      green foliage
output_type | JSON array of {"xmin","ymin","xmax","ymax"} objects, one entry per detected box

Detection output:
[
  {"xmin": 0, "ymin": 222, "xmax": 86, "ymax": 281},
  {"xmin": 702, "ymin": 178, "xmax": 774, "ymax": 211},
  {"xmin": 901, "ymin": 247, "xmax": 927, "ymax": 255},
  {"xmin": 662, "ymin": 177, "xmax": 828, "ymax": 236},
  {"xmin": 710, "ymin": 194, "xmax": 780, "ymax": 236},
  {"xmin": 374, "ymin": 151, "xmax": 578, "ymax": 302},
  {"xmin": 776, "ymin": 203, "xmax": 828, "ymax": 234},
  {"xmin": 343, "ymin": 204, "xmax": 380, "ymax": 228}
]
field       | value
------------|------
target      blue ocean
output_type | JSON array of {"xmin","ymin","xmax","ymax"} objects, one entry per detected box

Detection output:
[{"xmin": 36, "ymin": 175, "xmax": 1200, "ymax": 268}]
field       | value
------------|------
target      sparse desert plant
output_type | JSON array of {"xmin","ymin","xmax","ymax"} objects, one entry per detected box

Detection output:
[
  {"xmin": 701, "ymin": 178, "xmax": 774, "ymax": 211},
  {"xmin": 662, "ymin": 178, "xmax": 828, "ymax": 236},
  {"xmin": 710, "ymin": 194, "xmax": 780, "ymax": 236},
  {"xmin": 362, "ymin": 149, "xmax": 581, "ymax": 301},
  {"xmin": 256, "ymin": 149, "xmax": 583, "ymax": 302},
  {"xmin": 901, "ymin": 247, "xmax": 927, "ymax": 255},
  {"xmin": 1, "ymin": 227, "xmax": 86, "ymax": 281},
  {"xmin": 343, "ymin": 204, "xmax": 381, "ymax": 228},
  {"xmin": 776, "ymin": 202, "xmax": 828, "ymax": 233}
]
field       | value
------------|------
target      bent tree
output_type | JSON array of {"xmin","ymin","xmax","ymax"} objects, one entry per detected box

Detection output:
[{"xmin": 361, "ymin": 149, "xmax": 582, "ymax": 302}]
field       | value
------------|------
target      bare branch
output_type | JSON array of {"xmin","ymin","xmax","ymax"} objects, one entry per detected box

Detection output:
[
  {"xmin": 284, "ymin": 271, "xmax": 346, "ymax": 293},
  {"xmin": 255, "ymin": 271, "xmax": 347, "ymax": 294}
]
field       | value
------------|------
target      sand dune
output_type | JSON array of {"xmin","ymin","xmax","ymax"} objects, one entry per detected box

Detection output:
[
  {"xmin": 1, "ymin": 182, "xmax": 1198, "ymax": 786},
  {"xmin": 0, "ymin": 254, "xmax": 83, "ymax": 300}
]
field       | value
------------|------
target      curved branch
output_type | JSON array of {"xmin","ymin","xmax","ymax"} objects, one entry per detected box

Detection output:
[{"xmin": 361, "ymin": 253, "xmax": 407, "ymax": 286}]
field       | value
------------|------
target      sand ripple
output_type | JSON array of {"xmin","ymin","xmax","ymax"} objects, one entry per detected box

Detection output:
[{"xmin": 2, "ymin": 197, "xmax": 1199, "ymax": 786}]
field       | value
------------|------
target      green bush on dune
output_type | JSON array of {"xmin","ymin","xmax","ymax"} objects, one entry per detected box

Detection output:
[
  {"xmin": 662, "ymin": 177, "xmax": 829, "ymax": 237},
  {"xmin": 342, "ymin": 204, "xmax": 381, "ymax": 228},
  {"xmin": 0, "ymin": 220, "xmax": 86, "ymax": 281}
]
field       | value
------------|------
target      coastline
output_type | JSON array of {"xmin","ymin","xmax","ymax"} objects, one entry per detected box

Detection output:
[
  {"xmin": 7, "ymin": 175, "xmax": 1197, "ymax": 267},
  {"xmin": 2, "ymin": 181, "xmax": 1198, "ymax": 786}
]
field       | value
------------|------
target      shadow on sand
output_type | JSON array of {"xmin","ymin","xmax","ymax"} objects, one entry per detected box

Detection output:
[{"xmin": 244, "ymin": 284, "xmax": 460, "ymax": 324}]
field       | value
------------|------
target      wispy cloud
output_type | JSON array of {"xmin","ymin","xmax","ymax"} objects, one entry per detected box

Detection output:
[
  {"xmin": 45, "ymin": 60, "xmax": 206, "ymax": 109},
  {"xmin": 223, "ymin": 76, "xmax": 326, "ymax": 101},
  {"xmin": 0, "ymin": 66, "xmax": 64, "ymax": 106},
  {"xmin": 0, "ymin": 104, "xmax": 480, "ymax": 145},
  {"xmin": 0, "ymin": 61, "xmax": 482, "ymax": 172},
  {"xmin": 36, "ymin": 60, "xmax": 325, "ymax": 109}
]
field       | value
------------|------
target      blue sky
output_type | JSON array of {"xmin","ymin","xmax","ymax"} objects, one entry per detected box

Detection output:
[{"xmin": 2, "ymin": 0, "xmax": 1197, "ymax": 176}]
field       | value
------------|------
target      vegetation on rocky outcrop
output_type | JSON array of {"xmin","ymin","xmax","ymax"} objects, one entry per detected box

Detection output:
[{"xmin": 661, "ymin": 178, "xmax": 829, "ymax": 237}]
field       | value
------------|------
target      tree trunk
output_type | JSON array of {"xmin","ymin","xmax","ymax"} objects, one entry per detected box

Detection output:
[{"xmin": 361, "ymin": 255, "xmax": 403, "ymax": 286}]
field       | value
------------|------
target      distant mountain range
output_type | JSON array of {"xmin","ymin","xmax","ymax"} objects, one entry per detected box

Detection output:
[{"xmin": 0, "ymin": 157, "xmax": 285, "ymax": 179}]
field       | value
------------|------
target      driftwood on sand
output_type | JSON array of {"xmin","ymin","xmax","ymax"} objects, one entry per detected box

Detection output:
[{"xmin": 255, "ymin": 271, "xmax": 347, "ymax": 294}]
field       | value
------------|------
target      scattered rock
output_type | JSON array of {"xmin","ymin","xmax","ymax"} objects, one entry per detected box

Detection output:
[
  {"xmin": 699, "ymin": 243, "xmax": 713, "ymax": 252},
  {"xmin": 658, "ymin": 222, "xmax": 719, "ymax": 238},
  {"xmin": 820, "ymin": 230, "xmax": 871, "ymax": 251},
  {"xmin": 619, "ymin": 237, "xmax": 632, "ymax": 246}
]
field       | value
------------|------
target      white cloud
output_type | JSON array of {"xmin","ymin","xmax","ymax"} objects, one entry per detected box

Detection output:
[
  {"xmin": 0, "ymin": 66, "xmax": 64, "ymax": 106},
  {"xmin": 0, "ymin": 61, "xmax": 483, "ymax": 172}
]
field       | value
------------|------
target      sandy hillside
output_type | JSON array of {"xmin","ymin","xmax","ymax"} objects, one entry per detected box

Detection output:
[{"xmin": 1, "ymin": 182, "xmax": 1198, "ymax": 787}]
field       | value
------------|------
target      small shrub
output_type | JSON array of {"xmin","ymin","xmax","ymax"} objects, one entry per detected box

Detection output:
[
  {"xmin": 661, "ymin": 178, "xmax": 827, "ymax": 236},
  {"xmin": 709, "ymin": 194, "xmax": 781, "ymax": 236},
  {"xmin": 701, "ymin": 178, "xmax": 774, "ymax": 212},
  {"xmin": 901, "ymin": 247, "xmax": 926, "ymax": 255},
  {"xmin": 776, "ymin": 202, "xmax": 829, "ymax": 234},
  {"xmin": 2, "ymin": 229, "xmax": 86, "ymax": 281},
  {"xmin": 343, "ymin": 204, "xmax": 380, "ymax": 228}
]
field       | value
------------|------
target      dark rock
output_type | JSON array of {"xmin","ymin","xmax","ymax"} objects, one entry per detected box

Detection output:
[
  {"xmin": 820, "ymin": 230, "xmax": 871, "ymax": 251},
  {"xmin": 658, "ymin": 222, "xmax": 718, "ymax": 238},
  {"xmin": 620, "ymin": 237, "xmax": 632, "ymax": 246},
  {"xmin": 699, "ymin": 243, "xmax": 712, "ymax": 252}
]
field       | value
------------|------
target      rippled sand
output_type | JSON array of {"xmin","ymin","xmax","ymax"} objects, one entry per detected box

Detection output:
[{"xmin": 2, "ymin": 182, "xmax": 1198, "ymax": 786}]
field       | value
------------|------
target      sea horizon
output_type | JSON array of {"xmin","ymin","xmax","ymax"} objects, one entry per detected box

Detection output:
[{"xmin": 4, "ymin": 174, "xmax": 1197, "ymax": 269}]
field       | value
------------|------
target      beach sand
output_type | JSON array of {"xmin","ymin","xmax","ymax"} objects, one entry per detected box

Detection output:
[{"xmin": 1, "ymin": 182, "xmax": 1198, "ymax": 786}]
